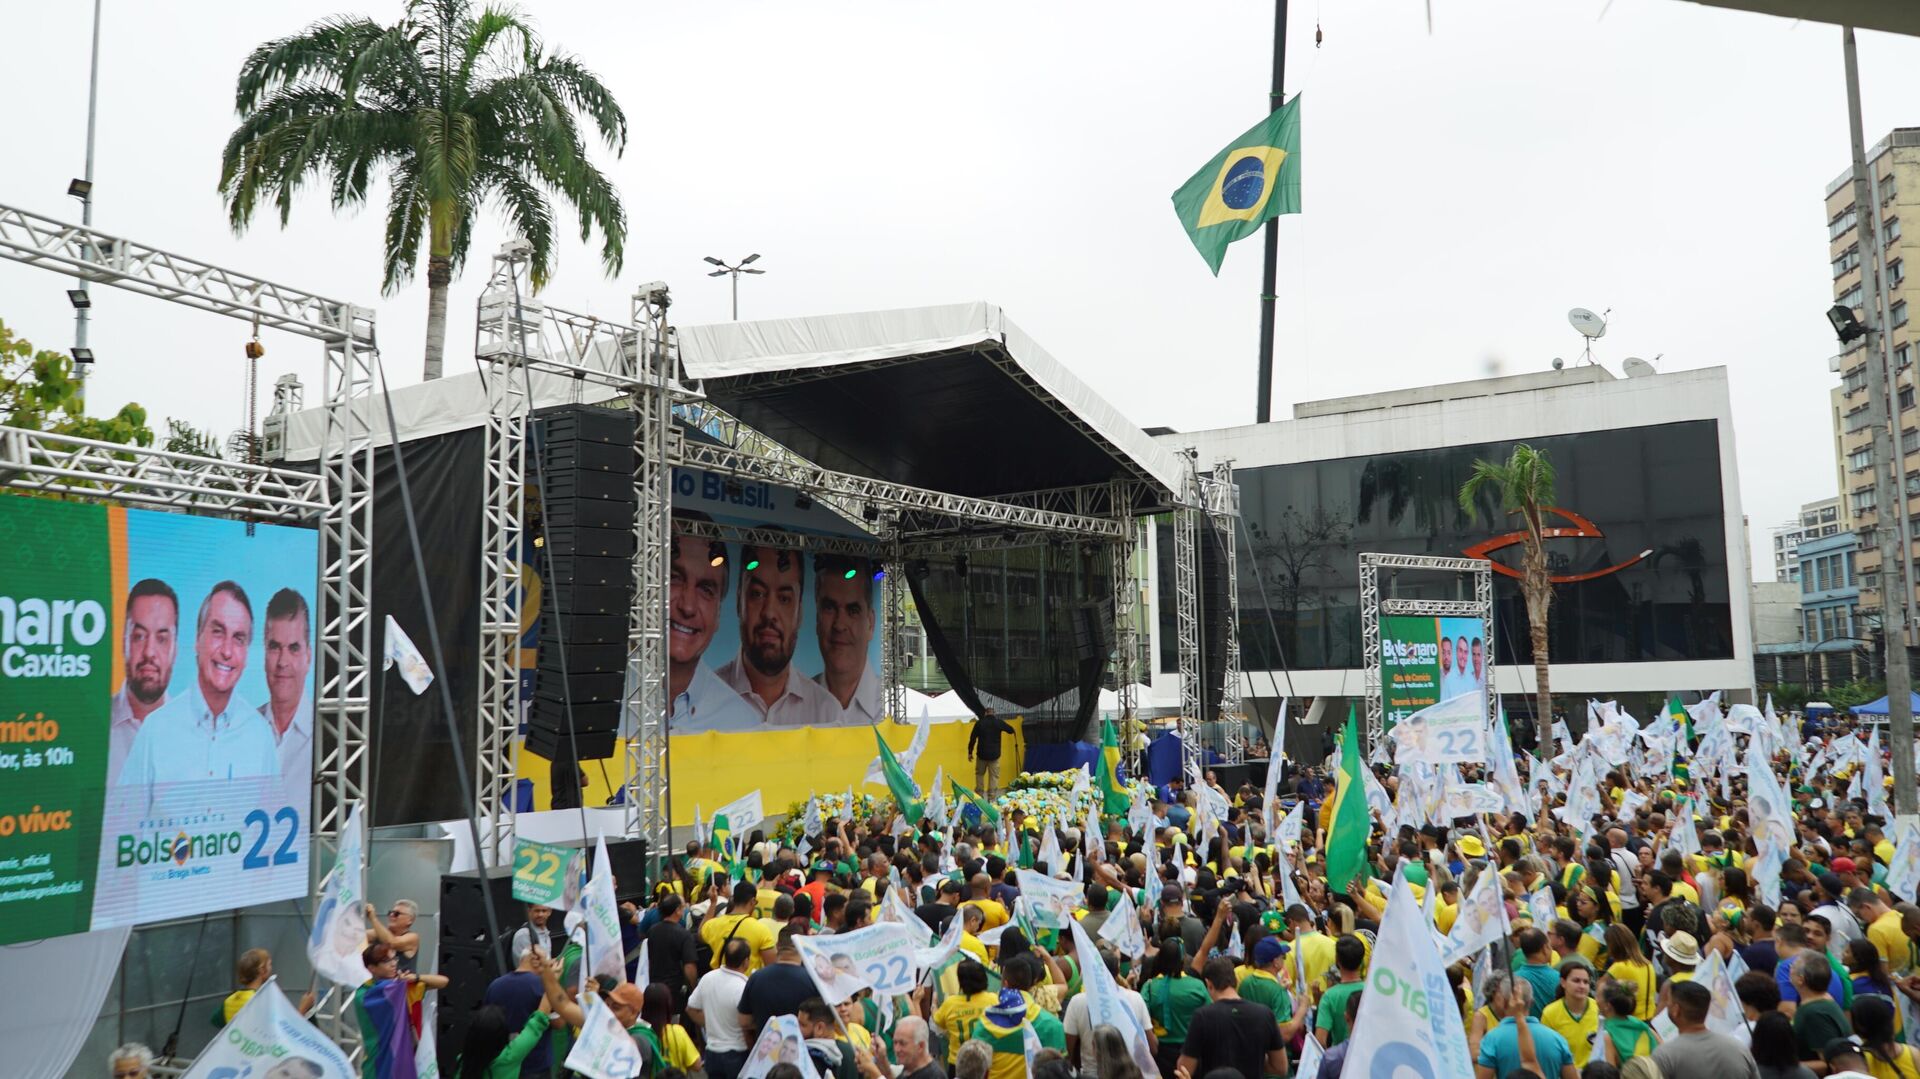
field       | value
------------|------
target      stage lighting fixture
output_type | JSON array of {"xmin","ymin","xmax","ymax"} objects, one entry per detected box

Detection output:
[
  {"xmin": 66, "ymin": 289, "xmax": 91, "ymax": 309},
  {"xmin": 862, "ymin": 503, "xmax": 882, "ymax": 523},
  {"xmin": 872, "ymin": 568, "xmax": 886, "ymax": 581},
  {"xmin": 843, "ymin": 568, "xmax": 859, "ymax": 579},
  {"xmin": 793, "ymin": 492, "xmax": 814, "ymax": 511},
  {"xmin": 67, "ymin": 178, "xmax": 92, "ymax": 200},
  {"xmin": 710, "ymin": 554, "xmax": 726, "ymax": 568},
  {"xmin": 745, "ymin": 559, "xmax": 760, "ymax": 571},
  {"xmin": 955, "ymin": 554, "xmax": 969, "ymax": 579},
  {"xmin": 532, "ymin": 536, "xmax": 544, "ymax": 548},
  {"xmin": 723, "ymin": 478, "xmax": 745, "ymax": 500},
  {"xmin": 1829, "ymin": 303, "xmax": 1869, "ymax": 344},
  {"xmin": 70, "ymin": 347, "xmax": 94, "ymax": 365}
]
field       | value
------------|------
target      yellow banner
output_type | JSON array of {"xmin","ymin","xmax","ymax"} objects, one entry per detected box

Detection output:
[{"xmin": 517, "ymin": 720, "xmax": 1025, "ymax": 827}]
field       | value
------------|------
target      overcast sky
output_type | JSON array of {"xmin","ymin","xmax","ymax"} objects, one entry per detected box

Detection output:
[{"xmin": 5, "ymin": 0, "xmax": 1917, "ymax": 581}]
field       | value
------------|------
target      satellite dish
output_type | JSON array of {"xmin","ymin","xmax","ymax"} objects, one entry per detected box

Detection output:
[
  {"xmin": 1568, "ymin": 308, "xmax": 1608, "ymax": 339},
  {"xmin": 1623, "ymin": 356, "xmax": 1657, "ymax": 378}
]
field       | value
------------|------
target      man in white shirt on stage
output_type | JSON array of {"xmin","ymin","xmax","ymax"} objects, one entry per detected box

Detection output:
[
  {"xmin": 259, "ymin": 588, "xmax": 314, "ymax": 782},
  {"xmin": 662, "ymin": 518, "xmax": 758, "ymax": 734},
  {"xmin": 812, "ymin": 553, "xmax": 881, "ymax": 727},
  {"xmin": 107, "ymin": 578, "xmax": 179, "ymax": 784},
  {"xmin": 118, "ymin": 580, "xmax": 279, "ymax": 788},
  {"xmin": 717, "ymin": 537, "xmax": 834, "ymax": 726}
]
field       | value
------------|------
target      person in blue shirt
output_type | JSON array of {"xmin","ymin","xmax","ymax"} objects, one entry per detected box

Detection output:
[{"xmin": 1476, "ymin": 975, "xmax": 1577, "ymax": 1079}]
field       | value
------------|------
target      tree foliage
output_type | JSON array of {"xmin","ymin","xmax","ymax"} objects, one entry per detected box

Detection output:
[
  {"xmin": 1459, "ymin": 444, "xmax": 1558, "ymax": 750},
  {"xmin": 218, "ymin": 0, "xmax": 628, "ymax": 378},
  {"xmin": 0, "ymin": 318, "xmax": 152, "ymax": 446}
]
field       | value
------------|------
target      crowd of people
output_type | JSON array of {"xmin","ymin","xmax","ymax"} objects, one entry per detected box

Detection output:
[{"xmin": 104, "ymin": 701, "xmax": 1920, "ymax": 1079}]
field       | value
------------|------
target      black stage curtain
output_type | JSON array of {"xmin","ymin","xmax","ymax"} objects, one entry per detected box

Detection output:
[
  {"xmin": 368, "ymin": 428, "xmax": 483, "ymax": 826},
  {"xmin": 906, "ymin": 542, "xmax": 1113, "ymax": 743}
]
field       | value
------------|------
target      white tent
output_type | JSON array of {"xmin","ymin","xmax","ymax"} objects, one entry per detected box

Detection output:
[
  {"xmin": 898, "ymin": 686, "xmax": 942, "ymax": 720},
  {"xmin": 924, "ymin": 690, "xmax": 975, "ymax": 720}
]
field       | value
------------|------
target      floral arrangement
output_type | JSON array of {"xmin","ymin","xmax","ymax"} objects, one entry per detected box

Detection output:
[
  {"xmin": 772, "ymin": 790, "xmax": 891, "ymax": 845},
  {"xmin": 991, "ymin": 770, "xmax": 1156, "ymax": 827}
]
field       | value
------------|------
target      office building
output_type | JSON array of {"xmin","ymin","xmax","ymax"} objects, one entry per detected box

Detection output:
[{"xmin": 1769, "ymin": 497, "xmax": 1844, "ymax": 583}]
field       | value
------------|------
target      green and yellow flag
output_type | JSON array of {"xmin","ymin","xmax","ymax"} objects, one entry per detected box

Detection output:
[
  {"xmin": 875, "ymin": 727, "xmax": 925, "ymax": 825},
  {"xmin": 1324, "ymin": 705, "xmax": 1370, "ymax": 894},
  {"xmin": 1095, "ymin": 717, "xmax": 1130, "ymax": 816},
  {"xmin": 1667, "ymin": 695, "xmax": 1693, "ymax": 782},
  {"xmin": 951, "ymin": 777, "xmax": 1000, "ymax": 826},
  {"xmin": 1171, "ymin": 95, "xmax": 1302, "ymax": 274}
]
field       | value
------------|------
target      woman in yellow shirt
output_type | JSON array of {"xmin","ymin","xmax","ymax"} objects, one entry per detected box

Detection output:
[
  {"xmin": 642, "ymin": 984, "xmax": 703, "ymax": 1073},
  {"xmin": 1542, "ymin": 963, "xmax": 1600, "ymax": 1068},
  {"xmin": 1601, "ymin": 924, "xmax": 1658, "ymax": 1021}
]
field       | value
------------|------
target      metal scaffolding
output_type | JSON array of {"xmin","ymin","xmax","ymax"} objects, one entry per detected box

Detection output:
[
  {"xmin": 624, "ymin": 283, "xmax": 677, "ymax": 859},
  {"xmin": 1208, "ymin": 459, "xmax": 1245, "ymax": 764},
  {"xmin": 0, "ymin": 199, "xmax": 376, "ymax": 1057},
  {"xmin": 1357, "ymin": 552, "xmax": 1496, "ymax": 748},
  {"xmin": 1109, "ymin": 478, "xmax": 1141, "ymax": 736}
]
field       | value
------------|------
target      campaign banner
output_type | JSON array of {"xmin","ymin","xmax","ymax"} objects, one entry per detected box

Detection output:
[
  {"xmin": 1013, "ymin": 869, "xmax": 1084, "ymax": 930},
  {"xmin": 792, "ymin": 921, "xmax": 920, "ymax": 1002},
  {"xmin": 511, "ymin": 837, "xmax": 586, "ymax": 910},
  {"xmin": 0, "ymin": 496, "xmax": 316, "ymax": 946},
  {"xmin": 1380, "ymin": 615, "xmax": 1487, "ymax": 729},
  {"xmin": 180, "ymin": 979, "xmax": 352, "ymax": 1079}
]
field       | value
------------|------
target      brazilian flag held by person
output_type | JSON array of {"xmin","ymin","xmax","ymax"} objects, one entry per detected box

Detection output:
[{"xmin": 1171, "ymin": 95, "xmax": 1302, "ymax": 273}]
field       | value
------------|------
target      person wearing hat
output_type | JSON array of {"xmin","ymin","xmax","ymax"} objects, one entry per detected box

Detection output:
[
  {"xmin": 1457, "ymin": 833, "xmax": 1488, "ymax": 864},
  {"xmin": 967, "ymin": 956, "xmax": 1065, "ymax": 1079},
  {"xmin": 1660, "ymin": 930, "xmax": 1702, "ymax": 985},
  {"xmin": 1237, "ymin": 935, "xmax": 1307, "ymax": 1040}
]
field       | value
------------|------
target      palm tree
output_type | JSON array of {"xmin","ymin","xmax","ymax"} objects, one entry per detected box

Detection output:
[
  {"xmin": 1458, "ymin": 444, "xmax": 1558, "ymax": 754},
  {"xmin": 219, "ymin": 0, "xmax": 627, "ymax": 380}
]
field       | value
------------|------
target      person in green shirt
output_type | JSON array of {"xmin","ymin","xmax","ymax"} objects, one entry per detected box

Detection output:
[
  {"xmin": 1512, "ymin": 928, "xmax": 1562, "ymax": 1019},
  {"xmin": 456, "ymin": 1003, "xmax": 554, "ymax": 1078},
  {"xmin": 1597, "ymin": 984, "xmax": 1658, "ymax": 1065},
  {"xmin": 1314, "ymin": 935, "xmax": 1368, "ymax": 1047},
  {"xmin": 1140, "ymin": 938, "xmax": 1210, "ymax": 1077},
  {"xmin": 1791, "ymin": 954, "xmax": 1853, "ymax": 1064}
]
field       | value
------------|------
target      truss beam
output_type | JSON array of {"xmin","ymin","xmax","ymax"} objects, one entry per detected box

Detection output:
[
  {"xmin": 0, "ymin": 427, "xmax": 323, "ymax": 520},
  {"xmin": 623, "ymin": 287, "xmax": 675, "ymax": 862}
]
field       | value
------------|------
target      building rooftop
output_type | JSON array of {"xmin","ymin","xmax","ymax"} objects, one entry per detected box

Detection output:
[
  {"xmin": 1290, "ymin": 364, "xmax": 1616, "ymax": 420},
  {"xmin": 1826, "ymin": 127, "xmax": 1920, "ymax": 198}
]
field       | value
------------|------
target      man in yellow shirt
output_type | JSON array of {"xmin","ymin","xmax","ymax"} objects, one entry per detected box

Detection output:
[
  {"xmin": 700, "ymin": 880, "xmax": 777, "ymax": 971},
  {"xmin": 1285, "ymin": 905, "xmax": 1337, "ymax": 990},
  {"xmin": 1850, "ymin": 888, "xmax": 1911, "ymax": 969},
  {"xmin": 962, "ymin": 873, "xmax": 1009, "ymax": 930}
]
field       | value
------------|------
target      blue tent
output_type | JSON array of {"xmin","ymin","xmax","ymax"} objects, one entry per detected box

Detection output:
[{"xmin": 1849, "ymin": 692, "xmax": 1920, "ymax": 715}]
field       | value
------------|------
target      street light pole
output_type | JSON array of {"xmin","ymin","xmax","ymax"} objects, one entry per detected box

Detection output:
[
  {"xmin": 73, "ymin": 0, "xmax": 103, "ymax": 411},
  {"xmin": 702, "ymin": 253, "xmax": 765, "ymax": 321},
  {"xmin": 1842, "ymin": 24, "xmax": 1916, "ymax": 817}
]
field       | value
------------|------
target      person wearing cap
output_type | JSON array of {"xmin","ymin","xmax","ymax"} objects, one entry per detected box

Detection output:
[
  {"xmin": 1791, "ymin": 953, "xmax": 1853, "ymax": 1065},
  {"xmin": 967, "ymin": 958, "xmax": 1065, "ymax": 1079},
  {"xmin": 1237, "ymin": 934, "xmax": 1310, "ymax": 1043},
  {"xmin": 916, "ymin": 876, "xmax": 962, "ymax": 936}
]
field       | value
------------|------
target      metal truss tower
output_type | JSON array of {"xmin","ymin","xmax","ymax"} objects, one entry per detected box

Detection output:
[{"xmin": 624, "ymin": 283, "xmax": 676, "ymax": 862}]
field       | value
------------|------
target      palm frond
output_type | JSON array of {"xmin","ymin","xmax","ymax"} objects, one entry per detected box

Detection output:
[
  {"xmin": 234, "ymin": 17, "xmax": 383, "ymax": 112},
  {"xmin": 381, "ymin": 157, "xmax": 429, "ymax": 293},
  {"xmin": 536, "ymin": 55, "xmax": 627, "ymax": 153}
]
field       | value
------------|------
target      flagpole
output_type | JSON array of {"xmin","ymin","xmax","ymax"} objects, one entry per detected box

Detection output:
[{"xmin": 1254, "ymin": 0, "xmax": 1289, "ymax": 423}]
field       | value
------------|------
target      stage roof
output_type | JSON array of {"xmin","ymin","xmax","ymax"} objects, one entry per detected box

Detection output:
[
  {"xmin": 279, "ymin": 300, "xmax": 1185, "ymax": 512},
  {"xmin": 1675, "ymin": 0, "xmax": 1920, "ymax": 36},
  {"xmin": 677, "ymin": 302, "xmax": 1187, "ymax": 508}
]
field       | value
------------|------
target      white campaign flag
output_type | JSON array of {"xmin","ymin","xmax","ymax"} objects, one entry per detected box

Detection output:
[
  {"xmin": 1527, "ymin": 887, "xmax": 1557, "ymax": 929},
  {"xmin": 717, "ymin": 789, "xmax": 767, "ymax": 834},
  {"xmin": 633, "ymin": 940, "xmax": 651, "ymax": 991},
  {"xmin": 1276, "ymin": 800, "xmax": 1305, "ymax": 854},
  {"xmin": 1694, "ymin": 950, "xmax": 1746, "ymax": 1036},
  {"xmin": 415, "ymin": 993, "xmax": 442, "ymax": 1079},
  {"xmin": 181, "ymin": 979, "xmax": 352, "ymax": 1079},
  {"xmin": 1438, "ymin": 868, "xmax": 1509, "ymax": 966},
  {"xmin": 1276, "ymin": 846, "xmax": 1304, "ymax": 910},
  {"xmin": 1342, "ymin": 870, "xmax": 1473, "ymax": 1079},
  {"xmin": 1100, "ymin": 891, "xmax": 1147, "ymax": 959},
  {"xmin": 1068, "ymin": 918, "xmax": 1159, "ymax": 1075},
  {"xmin": 793, "ymin": 921, "xmax": 920, "ymax": 1002},
  {"xmin": 1022, "ymin": 1021, "xmax": 1043, "ymax": 1078},
  {"xmin": 1746, "ymin": 744, "xmax": 1795, "ymax": 855},
  {"xmin": 382, "ymin": 614, "xmax": 435, "ymax": 695},
  {"xmin": 566, "ymin": 993, "xmax": 647, "ymax": 1079},
  {"xmin": 582, "ymin": 835, "xmax": 627, "ymax": 984},
  {"xmin": 1262, "ymin": 700, "xmax": 1289, "ymax": 835},
  {"xmin": 802, "ymin": 797, "xmax": 823, "ymax": 838},
  {"xmin": 867, "ymin": 706, "xmax": 933, "ymax": 785},
  {"xmin": 1037, "ymin": 827, "xmax": 1065, "ymax": 876},
  {"xmin": 880, "ymin": 881, "xmax": 935, "ymax": 943},
  {"xmin": 307, "ymin": 802, "xmax": 372, "ymax": 988},
  {"xmin": 916, "ymin": 909, "xmax": 966, "ymax": 972},
  {"xmin": 741, "ymin": 1014, "xmax": 822, "ymax": 1079},
  {"xmin": 1015, "ymin": 869, "xmax": 1084, "ymax": 929},
  {"xmin": 1886, "ymin": 817, "xmax": 1920, "ymax": 901},
  {"xmin": 926, "ymin": 765, "xmax": 950, "ymax": 828},
  {"xmin": 1867, "ymin": 728, "xmax": 1890, "ymax": 818},
  {"xmin": 1297, "ymin": 1034, "xmax": 1324, "ymax": 1079}
]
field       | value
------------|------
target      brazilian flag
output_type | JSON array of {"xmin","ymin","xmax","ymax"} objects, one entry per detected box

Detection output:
[
  {"xmin": 874, "ymin": 727, "xmax": 926, "ymax": 825},
  {"xmin": 1172, "ymin": 96, "xmax": 1302, "ymax": 274},
  {"xmin": 1667, "ymin": 695, "xmax": 1693, "ymax": 782},
  {"xmin": 952, "ymin": 777, "xmax": 1001, "ymax": 825},
  {"xmin": 1323, "ymin": 706, "xmax": 1369, "ymax": 894},
  {"xmin": 1095, "ymin": 717, "xmax": 1130, "ymax": 816}
]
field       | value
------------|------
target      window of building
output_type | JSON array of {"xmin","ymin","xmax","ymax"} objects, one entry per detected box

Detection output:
[
  {"xmin": 1901, "ymin": 385, "xmax": 1915, "ymax": 411},
  {"xmin": 1806, "ymin": 610, "xmax": 1820, "ymax": 640},
  {"xmin": 1849, "ymin": 405, "xmax": 1876, "ymax": 432},
  {"xmin": 1896, "ymin": 299, "xmax": 1910, "ymax": 328},
  {"xmin": 1825, "ymin": 523, "xmax": 1841, "ymax": 535},
  {"xmin": 1823, "ymin": 607, "xmax": 1840, "ymax": 641},
  {"xmin": 1855, "ymin": 488, "xmax": 1879, "ymax": 514},
  {"xmin": 1885, "ymin": 175, "xmax": 1898, "ymax": 204},
  {"xmin": 1846, "ymin": 550, "xmax": 1857, "ymax": 583},
  {"xmin": 1823, "ymin": 505, "xmax": 1840, "ymax": 522},
  {"xmin": 1892, "ymin": 259, "xmax": 1907, "ymax": 287},
  {"xmin": 1845, "ymin": 367, "xmax": 1869, "ymax": 395},
  {"xmin": 1887, "ymin": 217, "xmax": 1902, "ymax": 244},
  {"xmin": 1835, "ymin": 245, "xmax": 1861, "ymax": 277},
  {"xmin": 1833, "ymin": 204, "xmax": 1859, "ymax": 240},
  {"xmin": 1899, "ymin": 344, "xmax": 1913, "ymax": 371},
  {"xmin": 1840, "ymin": 284, "xmax": 1865, "ymax": 311},
  {"xmin": 1851, "ymin": 447, "xmax": 1875, "ymax": 471},
  {"xmin": 1904, "ymin": 427, "xmax": 1919, "ymax": 455}
]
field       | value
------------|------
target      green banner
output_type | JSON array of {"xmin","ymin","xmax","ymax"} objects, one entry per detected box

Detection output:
[
  {"xmin": 0, "ymin": 501, "xmax": 110, "ymax": 940},
  {"xmin": 1379, "ymin": 614, "xmax": 1488, "ymax": 730},
  {"xmin": 0, "ymin": 495, "xmax": 319, "ymax": 945},
  {"xmin": 511, "ymin": 837, "xmax": 584, "ymax": 909}
]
